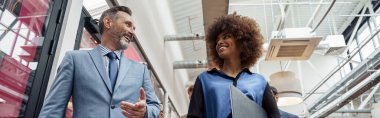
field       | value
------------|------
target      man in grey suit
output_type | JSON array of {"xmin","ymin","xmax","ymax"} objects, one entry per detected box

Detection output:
[{"xmin": 39, "ymin": 6, "xmax": 160, "ymax": 118}]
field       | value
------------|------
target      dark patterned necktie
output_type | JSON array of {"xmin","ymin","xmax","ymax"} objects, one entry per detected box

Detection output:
[{"xmin": 106, "ymin": 52, "xmax": 118, "ymax": 91}]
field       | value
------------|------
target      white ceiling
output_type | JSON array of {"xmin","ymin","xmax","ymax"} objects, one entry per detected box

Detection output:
[
  {"xmin": 166, "ymin": 0, "xmax": 371, "ymax": 115},
  {"xmin": 166, "ymin": 0, "xmax": 364, "ymax": 81}
]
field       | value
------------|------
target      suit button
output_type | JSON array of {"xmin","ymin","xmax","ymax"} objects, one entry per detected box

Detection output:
[{"xmin": 111, "ymin": 105, "xmax": 115, "ymax": 109}]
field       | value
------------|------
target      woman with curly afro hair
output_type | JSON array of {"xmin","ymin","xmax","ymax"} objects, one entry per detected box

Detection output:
[{"xmin": 188, "ymin": 13, "xmax": 280, "ymax": 118}]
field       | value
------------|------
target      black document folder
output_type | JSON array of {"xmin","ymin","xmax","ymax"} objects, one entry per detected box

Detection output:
[{"xmin": 230, "ymin": 85, "xmax": 267, "ymax": 118}]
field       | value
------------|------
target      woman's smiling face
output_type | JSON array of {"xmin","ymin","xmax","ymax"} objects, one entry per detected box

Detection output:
[{"xmin": 216, "ymin": 33, "xmax": 240, "ymax": 59}]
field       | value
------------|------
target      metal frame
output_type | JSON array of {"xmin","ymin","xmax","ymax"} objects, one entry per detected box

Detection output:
[
  {"xmin": 305, "ymin": 0, "xmax": 380, "ymax": 101},
  {"xmin": 73, "ymin": 8, "xmax": 86, "ymax": 50},
  {"xmin": 24, "ymin": 0, "xmax": 68, "ymax": 117},
  {"xmin": 308, "ymin": 25, "xmax": 380, "ymax": 116}
]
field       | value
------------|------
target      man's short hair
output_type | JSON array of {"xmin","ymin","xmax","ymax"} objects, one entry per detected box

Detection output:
[
  {"xmin": 270, "ymin": 86, "xmax": 278, "ymax": 95},
  {"xmin": 99, "ymin": 6, "xmax": 132, "ymax": 34},
  {"xmin": 187, "ymin": 85, "xmax": 194, "ymax": 93}
]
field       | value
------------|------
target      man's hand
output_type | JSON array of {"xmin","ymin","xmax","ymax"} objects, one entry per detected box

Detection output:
[{"xmin": 121, "ymin": 88, "xmax": 147, "ymax": 118}]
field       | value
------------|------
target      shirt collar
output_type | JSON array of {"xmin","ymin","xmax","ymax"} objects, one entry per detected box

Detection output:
[
  {"xmin": 207, "ymin": 67, "xmax": 253, "ymax": 74},
  {"xmin": 98, "ymin": 44, "xmax": 123, "ymax": 59}
]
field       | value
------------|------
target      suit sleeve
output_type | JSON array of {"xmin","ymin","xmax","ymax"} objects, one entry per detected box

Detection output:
[
  {"xmin": 142, "ymin": 66, "xmax": 160, "ymax": 118},
  {"xmin": 187, "ymin": 77, "xmax": 204, "ymax": 118},
  {"xmin": 262, "ymin": 83, "xmax": 280, "ymax": 118},
  {"xmin": 39, "ymin": 51, "xmax": 74, "ymax": 118}
]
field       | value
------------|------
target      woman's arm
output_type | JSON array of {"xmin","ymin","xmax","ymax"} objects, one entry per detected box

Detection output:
[{"xmin": 187, "ymin": 77, "xmax": 204, "ymax": 118}]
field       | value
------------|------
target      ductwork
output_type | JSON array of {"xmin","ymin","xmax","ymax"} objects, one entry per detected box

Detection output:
[
  {"xmin": 310, "ymin": 0, "xmax": 336, "ymax": 32},
  {"xmin": 164, "ymin": 34, "xmax": 205, "ymax": 42},
  {"xmin": 305, "ymin": 0, "xmax": 337, "ymax": 32},
  {"xmin": 276, "ymin": 1, "xmax": 289, "ymax": 32},
  {"xmin": 173, "ymin": 60, "xmax": 208, "ymax": 69}
]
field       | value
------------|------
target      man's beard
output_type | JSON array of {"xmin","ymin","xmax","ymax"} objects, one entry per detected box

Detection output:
[{"xmin": 118, "ymin": 37, "xmax": 129, "ymax": 50}]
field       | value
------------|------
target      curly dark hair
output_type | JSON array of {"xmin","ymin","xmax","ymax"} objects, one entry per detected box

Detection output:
[{"xmin": 206, "ymin": 13, "xmax": 264, "ymax": 68}]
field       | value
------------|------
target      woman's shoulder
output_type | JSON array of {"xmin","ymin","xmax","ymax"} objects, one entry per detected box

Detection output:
[
  {"xmin": 250, "ymin": 73, "xmax": 268, "ymax": 83},
  {"xmin": 197, "ymin": 71, "xmax": 212, "ymax": 79}
]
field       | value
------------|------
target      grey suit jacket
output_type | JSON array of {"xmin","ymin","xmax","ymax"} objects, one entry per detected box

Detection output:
[{"xmin": 39, "ymin": 46, "xmax": 160, "ymax": 118}]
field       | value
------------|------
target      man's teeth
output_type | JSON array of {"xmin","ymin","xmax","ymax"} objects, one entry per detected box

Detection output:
[{"xmin": 123, "ymin": 36, "xmax": 130, "ymax": 41}]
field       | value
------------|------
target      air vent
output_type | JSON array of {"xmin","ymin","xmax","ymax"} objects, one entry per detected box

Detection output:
[
  {"xmin": 320, "ymin": 35, "xmax": 347, "ymax": 55},
  {"xmin": 277, "ymin": 45, "xmax": 308, "ymax": 57},
  {"xmin": 265, "ymin": 37, "xmax": 322, "ymax": 61}
]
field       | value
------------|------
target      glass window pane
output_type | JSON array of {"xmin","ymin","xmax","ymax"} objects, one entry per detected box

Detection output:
[
  {"xmin": 352, "ymin": 54, "xmax": 361, "ymax": 63},
  {"xmin": 374, "ymin": 37, "xmax": 380, "ymax": 48},
  {"xmin": 12, "ymin": 37, "xmax": 26, "ymax": 60},
  {"xmin": 348, "ymin": 41, "xmax": 361, "ymax": 62},
  {"xmin": 19, "ymin": 23, "xmax": 29, "ymax": 37},
  {"xmin": 360, "ymin": 42, "xmax": 375, "ymax": 59},
  {"xmin": 376, "ymin": 16, "xmax": 380, "ymax": 27},
  {"xmin": 0, "ymin": 23, "xmax": 5, "ymax": 32},
  {"xmin": 79, "ymin": 28, "xmax": 98, "ymax": 50},
  {"xmin": 0, "ymin": 31, "xmax": 16, "ymax": 55},
  {"xmin": 0, "ymin": 10, "xmax": 16, "ymax": 27},
  {"xmin": 0, "ymin": 0, "xmax": 53, "ymax": 117},
  {"xmin": 358, "ymin": 27, "xmax": 370, "ymax": 44}
]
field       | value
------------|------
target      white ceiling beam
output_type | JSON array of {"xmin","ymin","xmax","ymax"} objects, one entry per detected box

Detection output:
[
  {"xmin": 337, "ymin": 0, "xmax": 367, "ymax": 34},
  {"xmin": 202, "ymin": 0, "xmax": 228, "ymax": 32},
  {"xmin": 202, "ymin": 0, "xmax": 228, "ymax": 68}
]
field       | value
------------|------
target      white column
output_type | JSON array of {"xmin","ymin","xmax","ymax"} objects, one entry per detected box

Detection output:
[{"xmin": 46, "ymin": 0, "xmax": 83, "ymax": 96}]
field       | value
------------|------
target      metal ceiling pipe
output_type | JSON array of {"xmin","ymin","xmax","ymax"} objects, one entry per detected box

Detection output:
[
  {"xmin": 173, "ymin": 60, "xmax": 208, "ymax": 69},
  {"xmin": 310, "ymin": 69, "xmax": 380, "ymax": 117},
  {"xmin": 276, "ymin": 0, "xmax": 289, "ymax": 31},
  {"xmin": 164, "ymin": 34, "xmax": 205, "ymax": 42},
  {"xmin": 311, "ymin": 0, "xmax": 336, "ymax": 32},
  {"xmin": 305, "ymin": 0, "xmax": 324, "ymax": 28},
  {"xmin": 310, "ymin": 0, "xmax": 337, "ymax": 32}
]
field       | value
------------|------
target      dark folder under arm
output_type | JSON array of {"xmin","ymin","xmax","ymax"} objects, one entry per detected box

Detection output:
[{"xmin": 230, "ymin": 85, "xmax": 268, "ymax": 118}]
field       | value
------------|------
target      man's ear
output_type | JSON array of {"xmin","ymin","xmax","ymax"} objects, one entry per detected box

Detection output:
[{"xmin": 103, "ymin": 16, "xmax": 112, "ymax": 29}]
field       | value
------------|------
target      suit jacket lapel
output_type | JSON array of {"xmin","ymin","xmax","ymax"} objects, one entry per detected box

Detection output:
[
  {"xmin": 114, "ymin": 55, "xmax": 131, "ymax": 91},
  {"xmin": 88, "ymin": 46, "xmax": 112, "ymax": 94}
]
